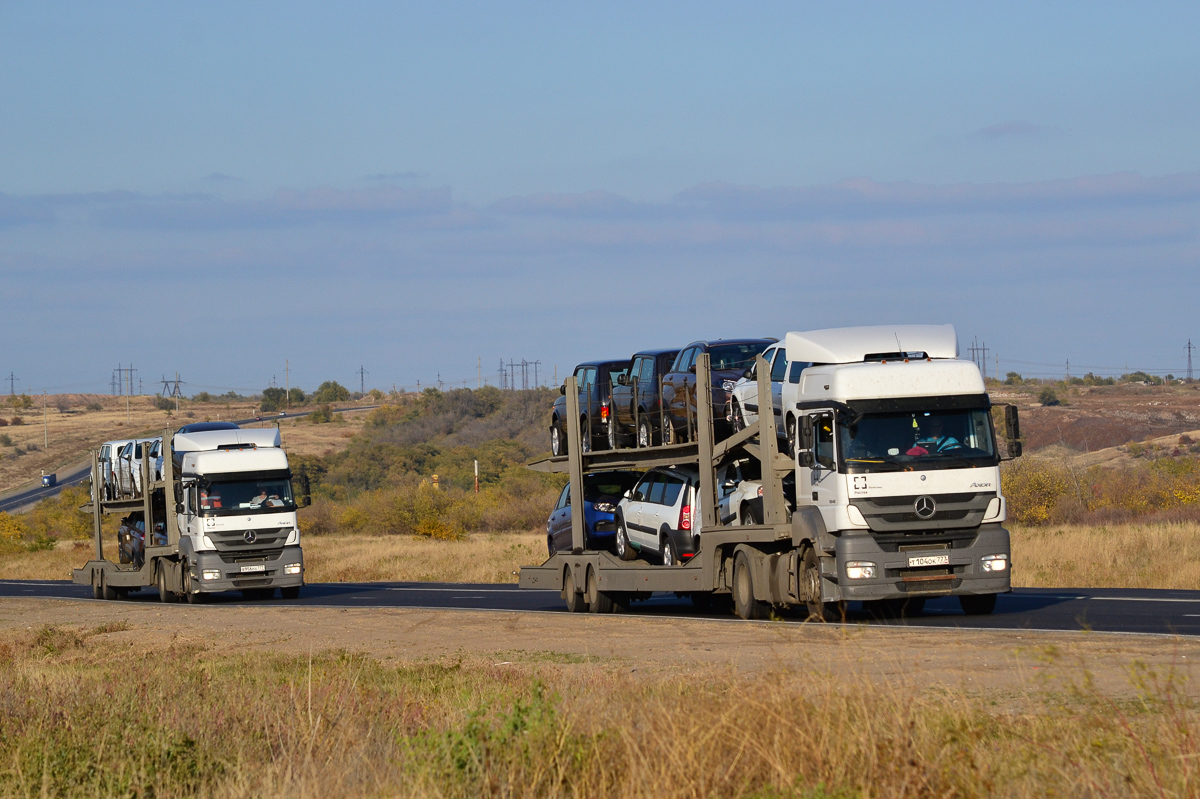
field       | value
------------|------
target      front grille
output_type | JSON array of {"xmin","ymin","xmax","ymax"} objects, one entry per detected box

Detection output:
[
  {"xmin": 851, "ymin": 492, "xmax": 995, "ymax": 533},
  {"xmin": 206, "ymin": 528, "xmax": 289, "ymax": 553},
  {"xmin": 232, "ymin": 577, "xmax": 274, "ymax": 588}
]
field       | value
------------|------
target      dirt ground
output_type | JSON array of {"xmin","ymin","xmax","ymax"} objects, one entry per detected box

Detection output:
[{"xmin": 2, "ymin": 597, "xmax": 1196, "ymax": 698}]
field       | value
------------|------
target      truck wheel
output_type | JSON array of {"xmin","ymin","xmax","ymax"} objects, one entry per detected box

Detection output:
[
  {"xmin": 635, "ymin": 417, "xmax": 650, "ymax": 448},
  {"xmin": 550, "ymin": 425, "xmax": 565, "ymax": 456},
  {"xmin": 616, "ymin": 517, "xmax": 637, "ymax": 561},
  {"xmin": 733, "ymin": 552, "xmax": 769, "ymax": 620},
  {"xmin": 959, "ymin": 594, "xmax": 997, "ymax": 615},
  {"xmin": 182, "ymin": 563, "xmax": 205, "ymax": 604},
  {"xmin": 101, "ymin": 574, "xmax": 118, "ymax": 602},
  {"xmin": 563, "ymin": 568, "xmax": 586, "ymax": 613},
  {"xmin": 92, "ymin": 573, "xmax": 103, "ymax": 600},
  {"xmin": 157, "ymin": 566, "xmax": 176, "ymax": 603},
  {"xmin": 281, "ymin": 586, "xmax": 301, "ymax": 600},
  {"xmin": 585, "ymin": 567, "xmax": 614, "ymax": 614},
  {"xmin": 801, "ymin": 547, "xmax": 844, "ymax": 622},
  {"xmin": 660, "ymin": 535, "xmax": 679, "ymax": 567}
]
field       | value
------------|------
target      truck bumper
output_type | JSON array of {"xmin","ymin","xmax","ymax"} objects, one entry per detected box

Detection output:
[
  {"xmin": 832, "ymin": 524, "xmax": 1010, "ymax": 602},
  {"xmin": 189, "ymin": 546, "xmax": 304, "ymax": 594}
]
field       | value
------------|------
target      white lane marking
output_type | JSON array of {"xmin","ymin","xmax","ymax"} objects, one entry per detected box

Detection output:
[
  {"xmin": 384, "ymin": 587, "xmax": 549, "ymax": 593},
  {"xmin": 1013, "ymin": 594, "xmax": 1200, "ymax": 604}
]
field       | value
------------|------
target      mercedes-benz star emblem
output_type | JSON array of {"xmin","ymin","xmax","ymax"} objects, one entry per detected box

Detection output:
[
  {"xmin": 243, "ymin": 530, "xmax": 258, "ymax": 544},
  {"xmin": 914, "ymin": 496, "xmax": 937, "ymax": 520}
]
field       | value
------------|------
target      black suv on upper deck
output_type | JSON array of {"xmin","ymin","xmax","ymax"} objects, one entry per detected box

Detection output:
[
  {"xmin": 549, "ymin": 359, "xmax": 630, "ymax": 455},
  {"xmin": 660, "ymin": 338, "xmax": 777, "ymax": 443}
]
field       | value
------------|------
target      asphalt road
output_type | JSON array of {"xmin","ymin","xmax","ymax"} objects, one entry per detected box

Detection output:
[
  {"xmin": 0, "ymin": 406, "xmax": 378, "ymax": 513},
  {"xmin": 3, "ymin": 580, "xmax": 1200, "ymax": 636}
]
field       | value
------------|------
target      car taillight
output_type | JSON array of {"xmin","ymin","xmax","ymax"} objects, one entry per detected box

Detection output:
[
  {"xmin": 680, "ymin": 504, "xmax": 691, "ymax": 531},
  {"xmin": 601, "ymin": 403, "xmax": 609, "ymax": 420}
]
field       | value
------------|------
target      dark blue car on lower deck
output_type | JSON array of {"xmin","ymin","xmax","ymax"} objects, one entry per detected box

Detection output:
[{"xmin": 546, "ymin": 470, "xmax": 642, "ymax": 555}]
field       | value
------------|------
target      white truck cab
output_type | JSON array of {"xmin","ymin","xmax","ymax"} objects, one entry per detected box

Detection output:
[
  {"xmin": 786, "ymin": 325, "xmax": 1015, "ymax": 613},
  {"xmin": 172, "ymin": 428, "xmax": 306, "ymax": 596}
]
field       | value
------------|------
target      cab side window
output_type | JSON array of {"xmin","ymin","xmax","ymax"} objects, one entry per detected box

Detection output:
[
  {"xmin": 815, "ymin": 414, "xmax": 836, "ymax": 469},
  {"xmin": 770, "ymin": 352, "xmax": 789, "ymax": 382}
]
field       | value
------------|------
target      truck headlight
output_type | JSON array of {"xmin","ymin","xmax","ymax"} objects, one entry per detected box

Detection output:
[
  {"xmin": 284, "ymin": 563, "xmax": 302, "ymax": 575},
  {"xmin": 980, "ymin": 554, "xmax": 1008, "ymax": 572},
  {"xmin": 201, "ymin": 570, "xmax": 221, "ymax": 581},
  {"xmin": 845, "ymin": 561, "xmax": 876, "ymax": 580}
]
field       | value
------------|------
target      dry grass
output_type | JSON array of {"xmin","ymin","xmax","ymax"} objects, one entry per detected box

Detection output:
[
  {"xmin": 303, "ymin": 531, "xmax": 544, "ymax": 583},
  {"xmin": 0, "ymin": 626, "xmax": 1196, "ymax": 797},
  {"xmin": 1011, "ymin": 521, "xmax": 1200, "ymax": 589},
  {"xmin": 0, "ymin": 532, "xmax": 546, "ymax": 584}
]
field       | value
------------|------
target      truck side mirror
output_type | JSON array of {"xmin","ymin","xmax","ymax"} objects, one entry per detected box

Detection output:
[
  {"xmin": 796, "ymin": 417, "xmax": 816, "ymax": 468},
  {"xmin": 175, "ymin": 502, "xmax": 185, "ymax": 514},
  {"xmin": 1002, "ymin": 404, "xmax": 1023, "ymax": 460},
  {"xmin": 797, "ymin": 451, "xmax": 815, "ymax": 468}
]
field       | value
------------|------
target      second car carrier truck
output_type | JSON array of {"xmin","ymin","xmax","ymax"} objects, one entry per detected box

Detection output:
[
  {"xmin": 74, "ymin": 425, "xmax": 309, "ymax": 602},
  {"xmin": 520, "ymin": 325, "xmax": 1022, "ymax": 620}
]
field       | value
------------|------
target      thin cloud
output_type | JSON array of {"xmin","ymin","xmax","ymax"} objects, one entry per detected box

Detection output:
[
  {"xmin": 203, "ymin": 172, "xmax": 242, "ymax": 182},
  {"xmin": 491, "ymin": 189, "xmax": 647, "ymax": 219},
  {"xmin": 364, "ymin": 171, "xmax": 425, "ymax": 182}
]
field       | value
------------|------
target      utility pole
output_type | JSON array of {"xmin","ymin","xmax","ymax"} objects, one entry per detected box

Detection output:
[
  {"xmin": 1188, "ymin": 339, "xmax": 1195, "ymax": 382},
  {"xmin": 110, "ymin": 370, "xmax": 119, "ymax": 395},
  {"xmin": 43, "ymin": 390, "xmax": 47, "ymax": 448},
  {"xmin": 437, "ymin": 372, "xmax": 444, "ymax": 391},
  {"xmin": 174, "ymin": 372, "xmax": 181, "ymax": 413},
  {"xmin": 478, "ymin": 357, "xmax": 482, "ymax": 389},
  {"xmin": 533, "ymin": 360, "xmax": 541, "ymax": 388},
  {"xmin": 286, "ymin": 359, "xmax": 290, "ymax": 411},
  {"xmin": 5, "ymin": 371, "xmax": 16, "ymax": 396},
  {"xmin": 356, "ymin": 365, "xmax": 368, "ymax": 396},
  {"xmin": 1065, "ymin": 359, "xmax": 1071, "ymax": 381}
]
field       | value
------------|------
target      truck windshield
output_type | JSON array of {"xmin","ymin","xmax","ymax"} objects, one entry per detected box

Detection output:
[
  {"xmin": 199, "ymin": 478, "xmax": 295, "ymax": 515},
  {"xmin": 840, "ymin": 408, "xmax": 997, "ymax": 473}
]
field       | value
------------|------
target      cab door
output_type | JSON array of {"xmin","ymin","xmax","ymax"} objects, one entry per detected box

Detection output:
[{"xmin": 805, "ymin": 413, "xmax": 842, "ymax": 530}]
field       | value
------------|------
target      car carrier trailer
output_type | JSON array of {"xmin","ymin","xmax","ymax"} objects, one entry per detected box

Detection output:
[
  {"xmin": 73, "ymin": 427, "xmax": 308, "ymax": 603},
  {"xmin": 520, "ymin": 328, "xmax": 1021, "ymax": 621}
]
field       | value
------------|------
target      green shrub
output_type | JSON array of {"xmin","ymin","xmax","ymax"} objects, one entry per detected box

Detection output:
[
  {"xmin": 1038, "ymin": 387, "xmax": 1061, "ymax": 406},
  {"xmin": 312, "ymin": 381, "xmax": 351, "ymax": 404}
]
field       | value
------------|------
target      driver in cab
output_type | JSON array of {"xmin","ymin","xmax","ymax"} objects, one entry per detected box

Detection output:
[{"xmin": 906, "ymin": 415, "xmax": 961, "ymax": 456}]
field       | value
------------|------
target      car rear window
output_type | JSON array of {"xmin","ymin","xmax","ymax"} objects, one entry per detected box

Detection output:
[{"xmin": 710, "ymin": 343, "xmax": 771, "ymax": 370}]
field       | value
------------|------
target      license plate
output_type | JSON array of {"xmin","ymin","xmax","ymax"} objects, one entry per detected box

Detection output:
[
  {"xmin": 907, "ymin": 554, "xmax": 949, "ymax": 568},
  {"xmin": 240, "ymin": 564, "xmax": 266, "ymax": 573}
]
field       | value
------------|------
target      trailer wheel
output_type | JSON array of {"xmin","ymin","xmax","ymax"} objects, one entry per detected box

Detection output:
[
  {"xmin": 550, "ymin": 424, "xmax": 565, "ymax": 456},
  {"xmin": 733, "ymin": 552, "xmax": 769, "ymax": 620},
  {"xmin": 585, "ymin": 567, "xmax": 614, "ymax": 614},
  {"xmin": 92, "ymin": 572, "xmax": 103, "ymax": 600},
  {"xmin": 100, "ymin": 574, "xmax": 118, "ymax": 602},
  {"xmin": 959, "ymin": 594, "xmax": 997, "ymax": 615},
  {"xmin": 615, "ymin": 517, "xmax": 637, "ymax": 561},
  {"xmin": 801, "ymin": 547, "xmax": 844, "ymax": 622},
  {"xmin": 562, "ymin": 568, "xmax": 586, "ymax": 613}
]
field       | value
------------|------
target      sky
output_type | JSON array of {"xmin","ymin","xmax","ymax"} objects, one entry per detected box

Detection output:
[{"xmin": 1, "ymin": 2, "xmax": 1198, "ymax": 395}]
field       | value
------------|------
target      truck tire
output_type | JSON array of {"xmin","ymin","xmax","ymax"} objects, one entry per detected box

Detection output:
[
  {"xmin": 182, "ymin": 562, "xmax": 205, "ymax": 604},
  {"xmin": 733, "ymin": 552, "xmax": 769, "ymax": 620},
  {"xmin": 563, "ymin": 568, "xmax": 586, "ymax": 613},
  {"xmin": 550, "ymin": 424, "xmax": 565, "ymax": 456},
  {"xmin": 281, "ymin": 586, "xmax": 301, "ymax": 600},
  {"xmin": 636, "ymin": 417, "xmax": 652, "ymax": 449},
  {"xmin": 801, "ymin": 547, "xmax": 844, "ymax": 622},
  {"xmin": 615, "ymin": 517, "xmax": 637, "ymax": 561},
  {"xmin": 959, "ymin": 593, "xmax": 997, "ymax": 615},
  {"xmin": 585, "ymin": 567, "xmax": 614, "ymax": 614},
  {"xmin": 157, "ymin": 565, "xmax": 176, "ymax": 603},
  {"xmin": 101, "ymin": 574, "xmax": 118, "ymax": 602}
]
